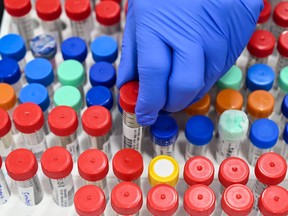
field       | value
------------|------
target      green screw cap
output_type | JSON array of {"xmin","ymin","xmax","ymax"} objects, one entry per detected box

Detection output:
[
  {"xmin": 57, "ymin": 60, "xmax": 85, "ymax": 87},
  {"xmin": 279, "ymin": 67, "xmax": 288, "ymax": 93},
  {"xmin": 217, "ymin": 65, "xmax": 243, "ymax": 90},
  {"xmin": 54, "ymin": 86, "xmax": 82, "ymax": 112}
]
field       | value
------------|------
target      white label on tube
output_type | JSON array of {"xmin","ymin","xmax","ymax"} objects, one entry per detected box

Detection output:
[
  {"xmin": 18, "ymin": 186, "xmax": 35, "ymax": 206},
  {"xmin": 52, "ymin": 178, "xmax": 74, "ymax": 207},
  {"xmin": 122, "ymin": 122, "xmax": 143, "ymax": 151},
  {"xmin": 252, "ymin": 180, "xmax": 267, "ymax": 211},
  {"xmin": 217, "ymin": 138, "xmax": 240, "ymax": 159},
  {"xmin": 102, "ymin": 140, "xmax": 110, "ymax": 156},
  {"xmin": 66, "ymin": 140, "xmax": 79, "ymax": 162},
  {"xmin": 0, "ymin": 179, "xmax": 10, "ymax": 204}
]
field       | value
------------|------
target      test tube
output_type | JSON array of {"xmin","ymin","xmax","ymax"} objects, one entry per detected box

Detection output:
[
  {"xmin": 271, "ymin": 2, "xmax": 288, "ymax": 39},
  {"xmin": 5, "ymin": 148, "xmax": 44, "ymax": 206},
  {"xmin": 0, "ymin": 109, "xmax": 15, "ymax": 158},
  {"xmin": 184, "ymin": 184, "xmax": 216, "ymax": 216},
  {"xmin": 275, "ymin": 67, "xmax": 288, "ymax": 113},
  {"xmin": 185, "ymin": 115, "xmax": 214, "ymax": 159},
  {"xmin": 86, "ymin": 86, "xmax": 114, "ymax": 110},
  {"xmin": 252, "ymin": 152, "xmax": 287, "ymax": 211},
  {"xmin": 91, "ymin": 36, "xmax": 118, "ymax": 64},
  {"xmin": 13, "ymin": 103, "xmax": 47, "ymax": 160},
  {"xmin": 3, "ymin": 0, "xmax": 33, "ymax": 48},
  {"xmin": 184, "ymin": 94, "xmax": 211, "ymax": 116},
  {"xmin": 276, "ymin": 31, "xmax": 288, "ymax": 74},
  {"xmin": 281, "ymin": 123, "xmax": 288, "ymax": 159},
  {"xmin": 111, "ymin": 182, "xmax": 143, "ymax": 216},
  {"xmin": 147, "ymin": 184, "xmax": 179, "ymax": 216},
  {"xmin": 257, "ymin": 0, "xmax": 272, "ymax": 30},
  {"xmin": 112, "ymin": 148, "xmax": 143, "ymax": 186},
  {"xmin": 74, "ymin": 185, "xmax": 106, "ymax": 216},
  {"xmin": 183, "ymin": 156, "xmax": 214, "ymax": 187},
  {"xmin": 82, "ymin": 106, "xmax": 112, "ymax": 159},
  {"xmin": 0, "ymin": 156, "xmax": 10, "ymax": 204},
  {"xmin": 216, "ymin": 65, "xmax": 243, "ymax": 92},
  {"xmin": 0, "ymin": 83, "xmax": 17, "ymax": 117},
  {"xmin": 216, "ymin": 110, "xmax": 249, "ymax": 163},
  {"xmin": 78, "ymin": 149, "xmax": 109, "ymax": 199},
  {"xmin": 48, "ymin": 106, "xmax": 80, "ymax": 162}
]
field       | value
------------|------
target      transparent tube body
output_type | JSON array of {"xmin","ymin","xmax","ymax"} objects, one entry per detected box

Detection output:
[
  {"xmin": 271, "ymin": 24, "xmax": 287, "ymax": 40},
  {"xmin": 252, "ymin": 180, "xmax": 268, "ymax": 211},
  {"xmin": 89, "ymin": 133, "xmax": 111, "ymax": 160},
  {"xmin": 216, "ymin": 136, "xmax": 241, "ymax": 163},
  {"xmin": 77, "ymin": 86, "xmax": 85, "ymax": 109},
  {"xmin": 19, "ymin": 59, "xmax": 27, "ymax": 73},
  {"xmin": 276, "ymin": 55, "xmax": 288, "ymax": 74},
  {"xmin": 153, "ymin": 143, "xmax": 175, "ymax": 157},
  {"xmin": 70, "ymin": 15, "xmax": 93, "ymax": 44},
  {"xmin": 117, "ymin": 213, "xmax": 139, "ymax": 216},
  {"xmin": 185, "ymin": 144, "xmax": 207, "ymax": 160},
  {"xmin": 275, "ymin": 90, "xmax": 287, "ymax": 114},
  {"xmin": 43, "ymin": 110, "xmax": 50, "ymax": 135},
  {"xmin": 47, "ymin": 84, "xmax": 54, "ymax": 109},
  {"xmin": 85, "ymin": 178, "xmax": 109, "ymax": 200},
  {"xmin": 99, "ymin": 23, "xmax": 121, "ymax": 43},
  {"xmin": 0, "ymin": 131, "xmax": 15, "ymax": 158},
  {"xmin": 248, "ymin": 145, "xmax": 271, "ymax": 167},
  {"xmin": 0, "ymin": 170, "xmax": 11, "ymax": 204},
  {"xmin": 55, "ymin": 133, "xmax": 79, "ymax": 162},
  {"xmin": 281, "ymin": 141, "xmax": 288, "ymax": 159},
  {"xmin": 246, "ymin": 55, "xmax": 268, "ymax": 72},
  {"xmin": 41, "ymin": 19, "xmax": 63, "ymax": 44}
]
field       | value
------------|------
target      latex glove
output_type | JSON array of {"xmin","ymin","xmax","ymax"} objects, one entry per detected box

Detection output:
[{"xmin": 117, "ymin": 0, "xmax": 263, "ymax": 126}]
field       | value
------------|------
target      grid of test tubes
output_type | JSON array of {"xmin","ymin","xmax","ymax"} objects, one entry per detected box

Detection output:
[{"xmin": 1, "ymin": 0, "xmax": 288, "ymax": 215}]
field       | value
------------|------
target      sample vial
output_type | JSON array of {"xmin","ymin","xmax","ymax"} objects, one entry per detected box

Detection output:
[
  {"xmin": 216, "ymin": 65, "xmax": 243, "ymax": 91},
  {"xmin": 281, "ymin": 123, "xmax": 288, "ymax": 159},
  {"xmin": 41, "ymin": 146, "xmax": 74, "ymax": 207},
  {"xmin": 184, "ymin": 94, "xmax": 211, "ymax": 116},
  {"xmin": 147, "ymin": 184, "xmax": 179, "ymax": 216},
  {"xmin": 248, "ymin": 119, "xmax": 279, "ymax": 166},
  {"xmin": 0, "ymin": 156, "xmax": 11, "ymax": 204},
  {"xmin": 150, "ymin": 115, "xmax": 178, "ymax": 157},
  {"xmin": 216, "ymin": 110, "xmax": 249, "ymax": 163},
  {"xmin": 0, "ymin": 83, "xmax": 17, "ymax": 117},
  {"xmin": 111, "ymin": 182, "xmax": 143, "ymax": 216},
  {"xmin": 5, "ymin": 148, "xmax": 44, "ymax": 206},
  {"xmin": 91, "ymin": 36, "xmax": 118, "ymax": 64},
  {"xmin": 185, "ymin": 115, "xmax": 214, "ymax": 159},
  {"xmin": 0, "ymin": 109, "xmax": 15, "ymax": 158},
  {"xmin": 272, "ymin": 2, "xmax": 288, "ymax": 39},
  {"xmin": 78, "ymin": 149, "xmax": 109, "ymax": 199},
  {"xmin": 257, "ymin": 0, "xmax": 272, "ymax": 30},
  {"xmin": 3, "ymin": 0, "xmax": 33, "ymax": 48},
  {"xmin": 13, "ymin": 103, "xmax": 47, "ymax": 160},
  {"xmin": 48, "ymin": 106, "xmax": 80, "ymax": 162},
  {"xmin": 275, "ymin": 67, "xmax": 288, "ymax": 114},
  {"xmin": 276, "ymin": 31, "xmax": 288, "ymax": 74},
  {"xmin": 148, "ymin": 155, "xmax": 179, "ymax": 187},
  {"xmin": 82, "ymin": 106, "xmax": 112, "ymax": 159},
  {"xmin": 74, "ymin": 185, "xmax": 106, "ymax": 216},
  {"xmin": 86, "ymin": 86, "xmax": 114, "ymax": 110},
  {"xmin": 221, "ymin": 184, "xmax": 254, "ymax": 216},
  {"xmin": 184, "ymin": 184, "xmax": 216, "ymax": 216},
  {"xmin": 183, "ymin": 156, "xmax": 214, "ymax": 187},
  {"xmin": 112, "ymin": 148, "xmax": 144, "ymax": 186}
]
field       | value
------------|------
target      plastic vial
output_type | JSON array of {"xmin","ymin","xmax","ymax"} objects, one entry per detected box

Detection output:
[
  {"xmin": 147, "ymin": 184, "xmax": 179, "ymax": 216},
  {"xmin": 216, "ymin": 110, "xmax": 249, "ymax": 163},
  {"xmin": 74, "ymin": 185, "xmax": 106, "ymax": 216},
  {"xmin": 111, "ymin": 182, "xmax": 143, "ymax": 216},
  {"xmin": 185, "ymin": 115, "xmax": 214, "ymax": 159},
  {"xmin": 272, "ymin": 2, "xmax": 288, "ymax": 39},
  {"xmin": 216, "ymin": 65, "xmax": 243, "ymax": 91},
  {"xmin": 258, "ymin": 186, "xmax": 288, "ymax": 216},
  {"xmin": 91, "ymin": 36, "xmax": 118, "ymax": 64},
  {"xmin": 112, "ymin": 148, "xmax": 143, "ymax": 186},
  {"xmin": 78, "ymin": 149, "xmax": 109, "ymax": 199},
  {"xmin": 0, "ymin": 156, "xmax": 11, "ymax": 204},
  {"xmin": 0, "ymin": 83, "xmax": 17, "ymax": 117},
  {"xmin": 221, "ymin": 184, "xmax": 254, "ymax": 216},
  {"xmin": 35, "ymin": 0, "xmax": 63, "ymax": 44},
  {"xmin": 5, "ymin": 148, "xmax": 44, "ymax": 206},
  {"xmin": 0, "ymin": 109, "xmax": 15, "ymax": 158},
  {"xmin": 3, "ymin": 0, "xmax": 33, "ymax": 48},
  {"xmin": 86, "ymin": 86, "xmax": 114, "ymax": 110},
  {"xmin": 184, "ymin": 94, "xmax": 211, "ymax": 116},
  {"xmin": 276, "ymin": 31, "xmax": 288, "ymax": 74},
  {"xmin": 281, "ymin": 123, "xmax": 288, "ymax": 159},
  {"xmin": 82, "ymin": 106, "xmax": 112, "ymax": 159},
  {"xmin": 257, "ymin": 0, "xmax": 272, "ymax": 30},
  {"xmin": 184, "ymin": 184, "xmax": 216, "ymax": 216},
  {"xmin": 13, "ymin": 103, "xmax": 47, "ymax": 160},
  {"xmin": 48, "ymin": 106, "xmax": 80, "ymax": 162},
  {"xmin": 252, "ymin": 152, "xmax": 287, "ymax": 211},
  {"xmin": 183, "ymin": 156, "xmax": 214, "ymax": 187},
  {"xmin": 248, "ymin": 119, "xmax": 279, "ymax": 166}
]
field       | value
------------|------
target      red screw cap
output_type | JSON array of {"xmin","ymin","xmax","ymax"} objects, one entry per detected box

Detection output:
[
  {"xmin": 218, "ymin": 157, "xmax": 249, "ymax": 188},
  {"xmin": 247, "ymin": 30, "xmax": 276, "ymax": 58},
  {"xmin": 13, "ymin": 102, "xmax": 44, "ymax": 134},
  {"xmin": 78, "ymin": 149, "xmax": 109, "ymax": 182},
  {"xmin": 4, "ymin": 0, "xmax": 31, "ymax": 17},
  {"xmin": 41, "ymin": 146, "xmax": 73, "ymax": 179},
  {"xmin": 36, "ymin": 0, "xmax": 62, "ymax": 21},
  {"xmin": 5, "ymin": 148, "xmax": 38, "ymax": 181},
  {"xmin": 65, "ymin": 0, "xmax": 91, "ymax": 21},
  {"xmin": 273, "ymin": 2, "xmax": 288, "ymax": 28},
  {"xmin": 184, "ymin": 184, "xmax": 216, "ymax": 216},
  {"xmin": 74, "ymin": 185, "xmax": 106, "ymax": 216},
  {"xmin": 147, "ymin": 184, "xmax": 179, "ymax": 216},
  {"xmin": 0, "ymin": 156, "xmax": 2, "ymax": 169},
  {"xmin": 48, "ymin": 106, "xmax": 78, "ymax": 136},
  {"xmin": 101, "ymin": 0, "xmax": 121, "ymax": 5},
  {"xmin": 119, "ymin": 81, "xmax": 139, "ymax": 114},
  {"xmin": 0, "ymin": 108, "xmax": 12, "ymax": 137},
  {"xmin": 258, "ymin": 0, "xmax": 271, "ymax": 24},
  {"xmin": 277, "ymin": 31, "xmax": 288, "ymax": 58},
  {"xmin": 255, "ymin": 152, "xmax": 287, "ymax": 185},
  {"xmin": 111, "ymin": 182, "xmax": 143, "ymax": 215},
  {"xmin": 221, "ymin": 184, "xmax": 254, "ymax": 216},
  {"xmin": 184, "ymin": 156, "xmax": 214, "ymax": 187},
  {"xmin": 96, "ymin": 1, "xmax": 121, "ymax": 26},
  {"xmin": 259, "ymin": 186, "xmax": 288, "ymax": 216},
  {"xmin": 82, "ymin": 106, "xmax": 112, "ymax": 137}
]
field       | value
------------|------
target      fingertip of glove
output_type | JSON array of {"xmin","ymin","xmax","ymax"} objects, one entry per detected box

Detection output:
[{"xmin": 136, "ymin": 115, "xmax": 156, "ymax": 126}]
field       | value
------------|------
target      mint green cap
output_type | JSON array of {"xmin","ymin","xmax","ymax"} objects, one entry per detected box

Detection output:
[
  {"xmin": 216, "ymin": 65, "xmax": 243, "ymax": 90},
  {"xmin": 57, "ymin": 60, "xmax": 85, "ymax": 87},
  {"xmin": 279, "ymin": 67, "xmax": 288, "ymax": 93},
  {"xmin": 54, "ymin": 86, "xmax": 82, "ymax": 112}
]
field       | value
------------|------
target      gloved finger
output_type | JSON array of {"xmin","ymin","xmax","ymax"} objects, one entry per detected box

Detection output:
[
  {"xmin": 135, "ymin": 30, "xmax": 172, "ymax": 126},
  {"xmin": 240, "ymin": 0, "xmax": 264, "ymax": 23}
]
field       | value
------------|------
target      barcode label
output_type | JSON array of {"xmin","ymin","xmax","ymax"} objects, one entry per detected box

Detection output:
[
  {"xmin": 52, "ymin": 177, "xmax": 74, "ymax": 207},
  {"xmin": 18, "ymin": 186, "xmax": 35, "ymax": 206},
  {"xmin": 66, "ymin": 140, "xmax": 79, "ymax": 162},
  {"xmin": 122, "ymin": 122, "xmax": 143, "ymax": 151}
]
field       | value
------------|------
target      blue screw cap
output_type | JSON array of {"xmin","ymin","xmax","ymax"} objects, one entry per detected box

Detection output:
[
  {"xmin": 89, "ymin": 62, "xmax": 116, "ymax": 88},
  {"xmin": 283, "ymin": 123, "xmax": 288, "ymax": 144},
  {"xmin": 91, "ymin": 36, "xmax": 118, "ymax": 63},
  {"xmin": 0, "ymin": 58, "xmax": 21, "ymax": 84},
  {"xmin": 86, "ymin": 86, "xmax": 113, "ymax": 110},
  {"xmin": 30, "ymin": 34, "xmax": 57, "ymax": 59},
  {"xmin": 0, "ymin": 34, "xmax": 26, "ymax": 61},
  {"xmin": 281, "ymin": 94, "xmax": 288, "ymax": 119},
  {"xmin": 61, "ymin": 37, "xmax": 87, "ymax": 62}
]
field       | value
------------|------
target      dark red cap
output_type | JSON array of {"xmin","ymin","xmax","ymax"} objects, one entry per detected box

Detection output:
[
  {"xmin": 96, "ymin": 1, "xmax": 121, "ymax": 26},
  {"xmin": 111, "ymin": 182, "xmax": 143, "ymax": 215},
  {"xmin": 273, "ymin": 2, "xmax": 288, "ymax": 28},
  {"xmin": 13, "ymin": 102, "xmax": 44, "ymax": 134},
  {"xmin": 78, "ymin": 149, "xmax": 109, "ymax": 181},
  {"xmin": 277, "ymin": 31, "xmax": 288, "ymax": 57},
  {"xmin": 258, "ymin": 0, "xmax": 271, "ymax": 24},
  {"xmin": 147, "ymin": 184, "xmax": 179, "ymax": 216},
  {"xmin": 5, "ymin": 148, "xmax": 38, "ymax": 181},
  {"xmin": 112, "ymin": 148, "xmax": 143, "ymax": 181},
  {"xmin": 65, "ymin": 0, "xmax": 91, "ymax": 21},
  {"xmin": 41, "ymin": 146, "xmax": 73, "ymax": 179},
  {"xmin": 184, "ymin": 156, "xmax": 214, "ymax": 186},
  {"xmin": 125, "ymin": 0, "xmax": 128, "ymax": 17},
  {"xmin": 255, "ymin": 152, "xmax": 287, "ymax": 185},
  {"xmin": 218, "ymin": 157, "xmax": 249, "ymax": 188},
  {"xmin": 259, "ymin": 186, "xmax": 288, "ymax": 216},
  {"xmin": 4, "ymin": 0, "xmax": 31, "ymax": 17},
  {"xmin": 82, "ymin": 106, "xmax": 112, "ymax": 137},
  {"xmin": 74, "ymin": 185, "xmax": 106, "ymax": 216},
  {"xmin": 101, "ymin": 0, "xmax": 121, "ymax": 4},
  {"xmin": 247, "ymin": 30, "xmax": 276, "ymax": 58},
  {"xmin": 36, "ymin": 0, "xmax": 62, "ymax": 21},
  {"xmin": 0, "ymin": 156, "xmax": 2, "ymax": 169},
  {"xmin": 0, "ymin": 108, "xmax": 12, "ymax": 137},
  {"xmin": 119, "ymin": 81, "xmax": 139, "ymax": 114},
  {"xmin": 184, "ymin": 184, "xmax": 216, "ymax": 216},
  {"xmin": 48, "ymin": 106, "xmax": 78, "ymax": 136}
]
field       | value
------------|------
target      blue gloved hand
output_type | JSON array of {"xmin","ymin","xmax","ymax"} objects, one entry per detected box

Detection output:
[{"xmin": 117, "ymin": 0, "xmax": 263, "ymax": 126}]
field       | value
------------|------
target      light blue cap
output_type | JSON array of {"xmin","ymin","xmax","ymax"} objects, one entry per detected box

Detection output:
[
  {"xmin": 0, "ymin": 34, "xmax": 26, "ymax": 61},
  {"xmin": 91, "ymin": 36, "xmax": 118, "ymax": 63}
]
